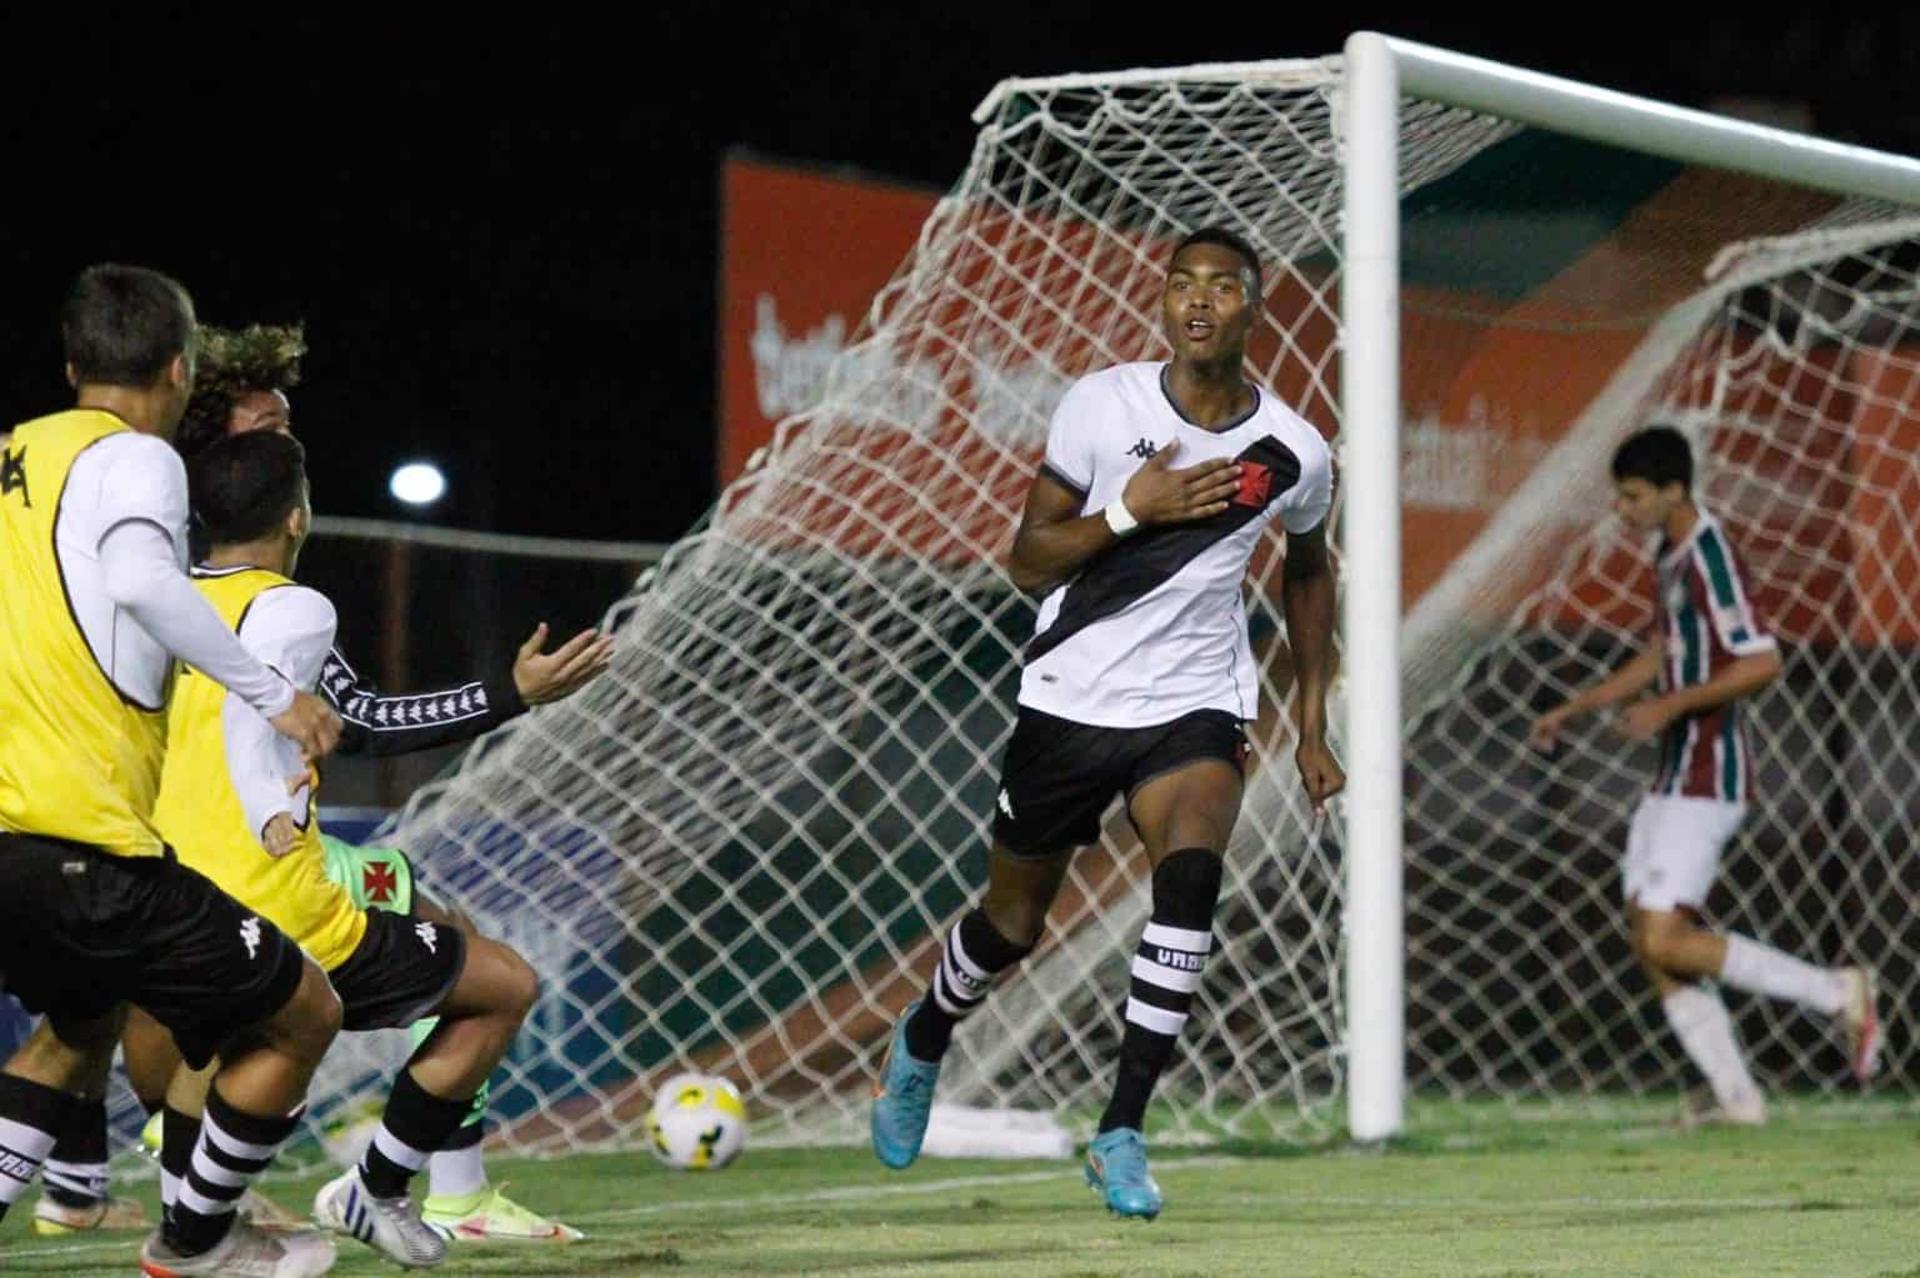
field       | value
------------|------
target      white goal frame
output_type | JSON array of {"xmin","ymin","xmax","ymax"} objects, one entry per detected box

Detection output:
[{"xmin": 1338, "ymin": 33, "xmax": 1920, "ymax": 1141}]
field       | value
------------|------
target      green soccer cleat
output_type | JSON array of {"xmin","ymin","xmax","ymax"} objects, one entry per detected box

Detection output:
[{"xmin": 423, "ymin": 1183, "xmax": 584, "ymax": 1243}]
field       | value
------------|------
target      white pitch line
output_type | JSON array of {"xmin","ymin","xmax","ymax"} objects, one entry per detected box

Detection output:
[{"xmin": 569, "ymin": 1155, "xmax": 1251, "ymax": 1224}]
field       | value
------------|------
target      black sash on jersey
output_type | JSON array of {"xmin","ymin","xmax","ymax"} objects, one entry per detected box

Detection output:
[{"xmin": 1025, "ymin": 435, "xmax": 1303, "ymax": 664}]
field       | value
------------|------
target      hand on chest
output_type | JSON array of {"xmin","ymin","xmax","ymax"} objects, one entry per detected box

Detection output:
[{"xmin": 1104, "ymin": 429, "xmax": 1300, "ymax": 515}]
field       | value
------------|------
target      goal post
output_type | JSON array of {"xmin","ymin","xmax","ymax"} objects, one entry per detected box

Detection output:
[{"xmin": 1339, "ymin": 31, "xmax": 1920, "ymax": 1141}]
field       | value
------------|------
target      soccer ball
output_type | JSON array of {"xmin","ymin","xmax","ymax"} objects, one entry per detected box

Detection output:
[{"xmin": 645, "ymin": 1072, "xmax": 748, "ymax": 1170}]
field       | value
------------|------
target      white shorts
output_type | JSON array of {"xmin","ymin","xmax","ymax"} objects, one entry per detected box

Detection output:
[{"xmin": 1621, "ymin": 794, "xmax": 1745, "ymax": 912}]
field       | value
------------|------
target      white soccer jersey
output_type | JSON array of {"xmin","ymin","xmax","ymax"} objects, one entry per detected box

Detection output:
[
  {"xmin": 1019, "ymin": 361, "xmax": 1333, "ymax": 729},
  {"xmin": 59, "ymin": 430, "xmax": 191, "ymax": 709}
]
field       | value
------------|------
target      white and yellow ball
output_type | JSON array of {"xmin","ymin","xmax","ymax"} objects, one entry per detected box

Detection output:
[{"xmin": 645, "ymin": 1072, "xmax": 748, "ymax": 1170}]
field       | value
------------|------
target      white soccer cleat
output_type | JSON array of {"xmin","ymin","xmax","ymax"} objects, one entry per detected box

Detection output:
[
  {"xmin": 312, "ymin": 1167, "xmax": 447, "ymax": 1268},
  {"xmin": 30, "ymin": 1192, "xmax": 149, "ymax": 1235},
  {"xmin": 1839, "ymin": 966, "xmax": 1881, "ymax": 1083},
  {"xmin": 139, "ymin": 1219, "xmax": 337, "ymax": 1277},
  {"xmin": 1677, "ymin": 1086, "xmax": 1768, "ymax": 1129}
]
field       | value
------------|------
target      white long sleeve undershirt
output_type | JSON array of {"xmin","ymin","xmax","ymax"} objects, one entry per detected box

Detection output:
[{"xmin": 97, "ymin": 520, "xmax": 295, "ymax": 718}]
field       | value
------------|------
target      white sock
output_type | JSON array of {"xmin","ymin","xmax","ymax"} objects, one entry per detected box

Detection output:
[
  {"xmin": 1718, "ymin": 934, "xmax": 1846, "ymax": 1015},
  {"xmin": 427, "ymin": 1141, "xmax": 488, "ymax": 1200},
  {"xmin": 0, "ymin": 1116, "xmax": 58, "ymax": 1211},
  {"xmin": 1663, "ymin": 985, "xmax": 1761, "ymax": 1110}
]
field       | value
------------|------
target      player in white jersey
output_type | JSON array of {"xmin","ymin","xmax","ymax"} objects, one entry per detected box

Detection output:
[
  {"xmin": 1531, "ymin": 428, "xmax": 1878, "ymax": 1125},
  {"xmin": 871, "ymin": 228, "xmax": 1341, "ymax": 1218}
]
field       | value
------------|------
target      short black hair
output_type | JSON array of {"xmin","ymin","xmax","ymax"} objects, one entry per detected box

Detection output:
[
  {"xmin": 1172, "ymin": 226, "xmax": 1263, "ymax": 296},
  {"xmin": 1611, "ymin": 426, "xmax": 1692, "ymax": 492},
  {"xmin": 189, "ymin": 431, "xmax": 308, "ymax": 546},
  {"xmin": 61, "ymin": 264, "xmax": 196, "ymax": 387}
]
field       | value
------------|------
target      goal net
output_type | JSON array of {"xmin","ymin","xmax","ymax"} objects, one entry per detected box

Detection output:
[{"xmin": 236, "ymin": 54, "xmax": 1919, "ymax": 1161}]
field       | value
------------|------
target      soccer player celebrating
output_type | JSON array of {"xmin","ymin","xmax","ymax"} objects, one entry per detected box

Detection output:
[
  {"xmin": 0, "ymin": 264, "xmax": 345, "ymax": 1277},
  {"xmin": 37, "ymin": 324, "xmax": 606, "ymax": 1244},
  {"xmin": 1530, "ymin": 427, "xmax": 1879, "ymax": 1123},
  {"xmin": 870, "ymin": 228, "xmax": 1341, "ymax": 1218},
  {"xmin": 143, "ymin": 429, "xmax": 547, "ymax": 1268}
]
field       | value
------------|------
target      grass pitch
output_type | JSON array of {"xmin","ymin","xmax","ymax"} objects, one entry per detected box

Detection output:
[{"xmin": 9, "ymin": 1097, "xmax": 1918, "ymax": 1276}]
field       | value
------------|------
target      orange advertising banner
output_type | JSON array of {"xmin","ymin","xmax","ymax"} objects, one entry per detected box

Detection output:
[
  {"xmin": 717, "ymin": 153, "xmax": 938, "ymax": 487},
  {"xmin": 717, "ymin": 154, "xmax": 1919, "ymax": 643}
]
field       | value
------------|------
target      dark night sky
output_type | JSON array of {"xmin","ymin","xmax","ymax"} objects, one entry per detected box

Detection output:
[{"xmin": 3, "ymin": 11, "xmax": 1915, "ymax": 543}]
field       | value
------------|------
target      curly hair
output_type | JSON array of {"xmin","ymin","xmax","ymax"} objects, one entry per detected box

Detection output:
[{"xmin": 176, "ymin": 322, "xmax": 307, "ymax": 463}]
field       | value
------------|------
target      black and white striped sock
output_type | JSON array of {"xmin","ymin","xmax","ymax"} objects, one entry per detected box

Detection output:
[
  {"xmin": 159, "ymin": 1104, "xmax": 202, "ymax": 1219},
  {"xmin": 165, "ymin": 1088, "xmax": 298, "ymax": 1257},
  {"xmin": 0, "ymin": 1073, "xmax": 77, "ymax": 1221},
  {"xmin": 1099, "ymin": 849, "xmax": 1223, "ymax": 1135},
  {"xmin": 359, "ymin": 1068, "xmax": 476, "ymax": 1199},
  {"xmin": 904, "ymin": 909, "xmax": 1033, "ymax": 1062},
  {"xmin": 43, "ymin": 1096, "xmax": 109, "ymax": 1208}
]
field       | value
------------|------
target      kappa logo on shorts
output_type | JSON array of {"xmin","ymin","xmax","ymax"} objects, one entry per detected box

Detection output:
[
  {"xmin": 239, "ymin": 917, "xmax": 262, "ymax": 960},
  {"xmin": 997, "ymin": 789, "xmax": 1015, "ymax": 819},
  {"xmin": 415, "ymin": 921, "xmax": 439, "ymax": 955}
]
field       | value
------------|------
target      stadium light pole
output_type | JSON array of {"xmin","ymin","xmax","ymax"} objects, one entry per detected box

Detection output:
[{"xmin": 378, "ymin": 459, "xmax": 444, "ymax": 809}]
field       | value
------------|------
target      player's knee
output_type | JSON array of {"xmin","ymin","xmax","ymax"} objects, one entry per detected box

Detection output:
[
  {"xmin": 506, "ymin": 950, "xmax": 539, "ymax": 1022},
  {"xmin": 478, "ymin": 939, "xmax": 539, "ymax": 1023},
  {"xmin": 284, "ymin": 959, "xmax": 343, "ymax": 1046},
  {"xmin": 980, "ymin": 898, "xmax": 1046, "ymax": 949}
]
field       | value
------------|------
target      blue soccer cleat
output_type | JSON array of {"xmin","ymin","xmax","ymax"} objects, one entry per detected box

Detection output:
[
  {"xmin": 870, "ymin": 1002, "xmax": 942, "ymax": 1169},
  {"xmin": 1085, "ymin": 1127, "xmax": 1162, "ymax": 1220}
]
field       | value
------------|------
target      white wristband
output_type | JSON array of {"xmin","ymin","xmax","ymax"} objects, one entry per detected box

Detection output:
[{"xmin": 1103, "ymin": 498, "xmax": 1140, "ymax": 537}]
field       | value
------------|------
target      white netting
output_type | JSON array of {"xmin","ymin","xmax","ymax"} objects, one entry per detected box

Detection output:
[
  {"xmin": 184, "ymin": 60, "xmax": 1920, "ymax": 1164},
  {"xmin": 1404, "ymin": 216, "xmax": 1920, "ymax": 1098}
]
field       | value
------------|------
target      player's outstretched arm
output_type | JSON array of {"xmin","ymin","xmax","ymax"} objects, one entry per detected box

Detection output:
[
  {"xmin": 512, "ymin": 622, "xmax": 616, "ymax": 705},
  {"xmin": 1281, "ymin": 521, "xmax": 1343, "ymax": 813},
  {"xmin": 1529, "ymin": 639, "xmax": 1663, "ymax": 750},
  {"xmin": 321, "ymin": 623, "xmax": 613, "ymax": 758},
  {"xmin": 1006, "ymin": 441, "xmax": 1241, "ymax": 595}
]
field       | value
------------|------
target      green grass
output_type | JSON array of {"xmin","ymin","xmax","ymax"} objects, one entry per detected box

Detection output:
[{"xmin": 9, "ymin": 1098, "xmax": 1919, "ymax": 1276}]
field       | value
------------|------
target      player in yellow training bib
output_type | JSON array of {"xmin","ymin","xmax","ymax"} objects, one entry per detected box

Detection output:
[
  {"xmin": 0, "ymin": 263, "xmax": 344, "ymax": 1278},
  {"xmin": 150, "ymin": 429, "xmax": 541, "ymax": 1269}
]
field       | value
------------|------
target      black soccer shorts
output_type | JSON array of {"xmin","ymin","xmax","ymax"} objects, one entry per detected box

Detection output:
[
  {"xmin": 0, "ymin": 834, "xmax": 305, "ymax": 1069},
  {"xmin": 990, "ymin": 706, "xmax": 1249, "ymax": 858},
  {"xmin": 327, "ymin": 907, "xmax": 467, "ymax": 1032}
]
